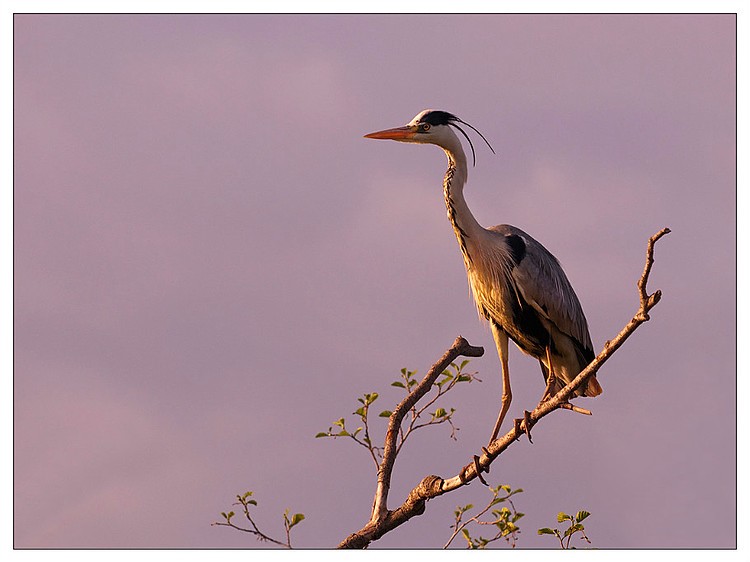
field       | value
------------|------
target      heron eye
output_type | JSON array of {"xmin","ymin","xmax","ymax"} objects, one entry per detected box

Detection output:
[{"xmin": 419, "ymin": 123, "xmax": 431, "ymax": 132}]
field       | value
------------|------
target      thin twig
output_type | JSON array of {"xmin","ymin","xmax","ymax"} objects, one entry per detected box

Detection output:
[
  {"xmin": 444, "ymin": 488, "xmax": 521, "ymax": 549},
  {"xmin": 395, "ymin": 365, "xmax": 477, "ymax": 454},
  {"xmin": 212, "ymin": 497, "xmax": 290, "ymax": 548},
  {"xmin": 361, "ymin": 402, "xmax": 381, "ymax": 469}
]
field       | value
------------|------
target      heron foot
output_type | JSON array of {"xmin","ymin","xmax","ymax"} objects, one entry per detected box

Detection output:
[
  {"xmin": 473, "ymin": 455, "xmax": 489, "ymax": 486},
  {"xmin": 513, "ymin": 417, "xmax": 523, "ymax": 439},
  {"xmin": 538, "ymin": 378, "xmax": 557, "ymax": 407},
  {"xmin": 522, "ymin": 410, "xmax": 533, "ymax": 443},
  {"xmin": 458, "ymin": 455, "xmax": 488, "ymax": 485},
  {"xmin": 540, "ymin": 347, "xmax": 557, "ymax": 404},
  {"xmin": 513, "ymin": 413, "xmax": 534, "ymax": 442}
]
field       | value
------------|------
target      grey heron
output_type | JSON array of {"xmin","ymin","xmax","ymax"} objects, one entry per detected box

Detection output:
[{"xmin": 365, "ymin": 109, "xmax": 602, "ymax": 444}]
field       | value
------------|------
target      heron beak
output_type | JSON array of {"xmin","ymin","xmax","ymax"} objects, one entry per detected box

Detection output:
[{"xmin": 364, "ymin": 125, "xmax": 417, "ymax": 141}]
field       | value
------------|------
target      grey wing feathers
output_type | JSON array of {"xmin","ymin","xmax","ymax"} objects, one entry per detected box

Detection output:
[{"xmin": 488, "ymin": 224, "xmax": 593, "ymax": 353}]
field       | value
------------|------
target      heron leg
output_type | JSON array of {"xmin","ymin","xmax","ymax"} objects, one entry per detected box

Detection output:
[
  {"xmin": 489, "ymin": 325, "xmax": 512, "ymax": 445},
  {"xmin": 538, "ymin": 346, "xmax": 592, "ymax": 415},
  {"xmin": 539, "ymin": 345, "xmax": 557, "ymax": 405}
]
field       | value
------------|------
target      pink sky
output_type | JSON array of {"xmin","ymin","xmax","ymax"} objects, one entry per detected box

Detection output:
[{"xmin": 13, "ymin": 14, "xmax": 736, "ymax": 549}]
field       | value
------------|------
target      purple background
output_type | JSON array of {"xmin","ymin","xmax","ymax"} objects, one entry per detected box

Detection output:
[{"xmin": 14, "ymin": 14, "xmax": 736, "ymax": 548}]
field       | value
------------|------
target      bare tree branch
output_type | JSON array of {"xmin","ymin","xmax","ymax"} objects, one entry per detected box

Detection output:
[{"xmin": 338, "ymin": 228, "xmax": 670, "ymax": 549}]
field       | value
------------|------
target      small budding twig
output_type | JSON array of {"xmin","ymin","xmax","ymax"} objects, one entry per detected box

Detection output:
[
  {"xmin": 212, "ymin": 492, "xmax": 293, "ymax": 548},
  {"xmin": 444, "ymin": 485, "xmax": 524, "ymax": 549},
  {"xmin": 338, "ymin": 228, "xmax": 670, "ymax": 549}
]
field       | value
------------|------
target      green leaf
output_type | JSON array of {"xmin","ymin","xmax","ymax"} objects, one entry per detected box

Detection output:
[
  {"xmin": 337, "ymin": 430, "xmax": 349, "ymax": 436},
  {"xmin": 557, "ymin": 511, "xmax": 571, "ymax": 523},
  {"xmin": 247, "ymin": 499, "xmax": 257, "ymax": 506},
  {"xmin": 538, "ymin": 527, "xmax": 556, "ymax": 535},
  {"xmin": 562, "ymin": 524, "xmax": 583, "ymax": 539},
  {"xmin": 289, "ymin": 513, "xmax": 305, "ymax": 528},
  {"xmin": 354, "ymin": 407, "xmax": 365, "ymax": 417},
  {"xmin": 400, "ymin": 368, "xmax": 407, "ymax": 375},
  {"xmin": 575, "ymin": 510, "xmax": 591, "ymax": 523},
  {"xmin": 315, "ymin": 432, "xmax": 329, "ymax": 438},
  {"xmin": 457, "ymin": 375, "xmax": 472, "ymax": 382},
  {"xmin": 391, "ymin": 381, "xmax": 406, "ymax": 388},
  {"xmin": 434, "ymin": 407, "xmax": 447, "ymax": 418},
  {"xmin": 460, "ymin": 359, "xmax": 469, "ymax": 369},
  {"xmin": 379, "ymin": 410, "xmax": 392, "ymax": 417}
]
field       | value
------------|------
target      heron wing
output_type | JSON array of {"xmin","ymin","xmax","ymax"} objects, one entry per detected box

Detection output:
[{"xmin": 487, "ymin": 224, "xmax": 594, "ymax": 354}]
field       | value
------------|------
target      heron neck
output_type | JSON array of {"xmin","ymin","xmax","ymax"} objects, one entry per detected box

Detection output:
[{"xmin": 442, "ymin": 148, "xmax": 483, "ymax": 266}]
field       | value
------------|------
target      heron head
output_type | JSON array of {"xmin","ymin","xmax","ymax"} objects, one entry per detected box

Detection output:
[{"xmin": 364, "ymin": 109, "xmax": 494, "ymax": 166}]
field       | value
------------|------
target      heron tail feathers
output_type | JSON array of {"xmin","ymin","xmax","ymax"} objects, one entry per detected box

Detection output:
[
  {"xmin": 540, "ymin": 354, "xmax": 603, "ymax": 398},
  {"xmin": 583, "ymin": 373, "xmax": 603, "ymax": 397}
]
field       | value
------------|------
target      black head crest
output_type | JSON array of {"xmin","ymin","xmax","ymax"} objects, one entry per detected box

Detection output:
[{"xmin": 418, "ymin": 110, "xmax": 496, "ymax": 166}]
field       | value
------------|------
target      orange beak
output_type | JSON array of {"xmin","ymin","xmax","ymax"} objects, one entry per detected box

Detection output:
[{"xmin": 363, "ymin": 125, "xmax": 417, "ymax": 141}]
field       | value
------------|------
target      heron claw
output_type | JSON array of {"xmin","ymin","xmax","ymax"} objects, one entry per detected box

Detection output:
[
  {"xmin": 513, "ymin": 417, "xmax": 523, "ymax": 440},
  {"xmin": 523, "ymin": 410, "xmax": 533, "ymax": 443},
  {"xmin": 473, "ymin": 455, "xmax": 489, "ymax": 486},
  {"xmin": 458, "ymin": 464, "xmax": 470, "ymax": 484}
]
